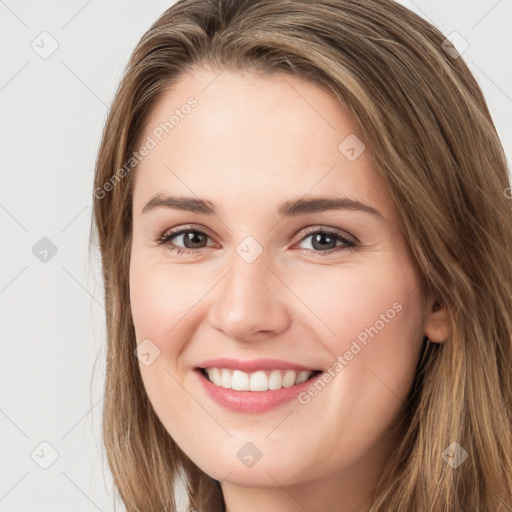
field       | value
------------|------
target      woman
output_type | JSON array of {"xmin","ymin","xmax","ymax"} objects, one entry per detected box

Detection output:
[{"xmin": 90, "ymin": 0, "xmax": 512, "ymax": 510}]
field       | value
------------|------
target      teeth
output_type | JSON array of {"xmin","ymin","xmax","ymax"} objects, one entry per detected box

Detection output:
[
  {"xmin": 282, "ymin": 370, "xmax": 296, "ymax": 388},
  {"xmin": 268, "ymin": 370, "xmax": 282, "ymax": 390},
  {"xmin": 250, "ymin": 370, "xmax": 268, "ymax": 391},
  {"xmin": 210, "ymin": 367, "xmax": 221, "ymax": 386},
  {"xmin": 232, "ymin": 370, "xmax": 249, "ymax": 391},
  {"xmin": 204, "ymin": 368, "xmax": 315, "ymax": 391},
  {"xmin": 295, "ymin": 370, "xmax": 311, "ymax": 384},
  {"xmin": 221, "ymin": 369, "xmax": 232, "ymax": 389}
]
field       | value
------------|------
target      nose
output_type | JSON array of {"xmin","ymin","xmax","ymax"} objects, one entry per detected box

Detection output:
[{"xmin": 207, "ymin": 245, "xmax": 291, "ymax": 342}]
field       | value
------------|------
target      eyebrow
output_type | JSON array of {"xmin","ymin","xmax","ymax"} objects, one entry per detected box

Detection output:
[{"xmin": 141, "ymin": 194, "xmax": 384, "ymax": 220}]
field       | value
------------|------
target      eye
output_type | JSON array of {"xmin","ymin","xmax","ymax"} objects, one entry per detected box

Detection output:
[
  {"xmin": 155, "ymin": 225, "xmax": 216, "ymax": 255},
  {"xmin": 155, "ymin": 225, "xmax": 358, "ymax": 257},
  {"xmin": 294, "ymin": 226, "xmax": 357, "ymax": 256}
]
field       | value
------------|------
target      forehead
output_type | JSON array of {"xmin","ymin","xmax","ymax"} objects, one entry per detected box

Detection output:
[{"xmin": 132, "ymin": 68, "xmax": 396, "ymax": 221}]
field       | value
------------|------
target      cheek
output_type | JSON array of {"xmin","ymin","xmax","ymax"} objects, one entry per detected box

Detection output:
[
  {"xmin": 127, "ymin": 250, "xmax": 426, "ymax": 484},
  {"xmin": 129, "ymin": 261, "xmax": 204, "ymax": 427},
  {"xmin": 292, "ymin": 260, "xmax": 425, "ymax": 396},
  {"xmin": 129, "ymin": 260, "xmax": 201, "ymax": 343},
  {"xmin": 293, "ymin": 260, "xmax": 423, "ymax": 342}
]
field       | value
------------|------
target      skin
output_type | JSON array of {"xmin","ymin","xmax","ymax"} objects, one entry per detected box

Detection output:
[{"xmin": 129, "ymin": 67, "xmax": 452, "ymax": 512}]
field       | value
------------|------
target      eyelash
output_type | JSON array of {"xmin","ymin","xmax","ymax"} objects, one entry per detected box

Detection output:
[{"xmin": 154, "ymin": 225, "xmax": 358, "ymax": 258}]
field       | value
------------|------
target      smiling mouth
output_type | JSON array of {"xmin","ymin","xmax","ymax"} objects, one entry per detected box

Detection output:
[{"xmin": 197, "ymin": 367, "xmax": 322, "ymax": 392}]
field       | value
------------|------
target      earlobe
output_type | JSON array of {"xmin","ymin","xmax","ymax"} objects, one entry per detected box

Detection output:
[{"xmin": 424, "ymin": 298, "xmax": 452, "ymax": 343}]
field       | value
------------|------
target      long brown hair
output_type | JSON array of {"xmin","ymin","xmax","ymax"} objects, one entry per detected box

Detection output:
[{"xmin": 90, "ymin": 1, "xmax": 512, "ymax": 510}]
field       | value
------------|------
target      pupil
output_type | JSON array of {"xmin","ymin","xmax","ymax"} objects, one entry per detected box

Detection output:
[
  {"xmin": 182, "ymin": 231, "xmax": 337, "ymax": 251},
  {"xmin": 312, "ymin": 233, "xmax": 335, "ymax": 250},
  {"xmin": 185, "ymin": 231, "xmax": 205, "ymax": 248}
]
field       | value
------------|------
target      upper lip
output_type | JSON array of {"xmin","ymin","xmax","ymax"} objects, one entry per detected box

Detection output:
[{"xmin": 195, "ymin": 358, "xmax": 321, "ymax": 373}]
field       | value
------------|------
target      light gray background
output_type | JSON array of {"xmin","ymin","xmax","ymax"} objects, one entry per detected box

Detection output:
[{"xmin": 1, "ymin": 1, "xmax": 510, "ymax": 511}]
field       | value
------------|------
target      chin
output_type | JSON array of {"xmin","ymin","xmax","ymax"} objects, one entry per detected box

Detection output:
[{"xmin": 196, "ymin": 453, "xmax": 312, "ymax": 488}]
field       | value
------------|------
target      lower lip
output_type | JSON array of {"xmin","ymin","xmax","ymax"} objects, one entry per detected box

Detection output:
[{"xmin": 194, "ymin": 369, "xmax": 323, "ymax": 413}]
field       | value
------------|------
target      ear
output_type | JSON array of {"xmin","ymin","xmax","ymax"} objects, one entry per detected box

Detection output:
[{"xmin": 423, "ymin": 296, "xmax": 452, "ymax": 343}]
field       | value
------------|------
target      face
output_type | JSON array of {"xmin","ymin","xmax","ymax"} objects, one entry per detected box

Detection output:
[{"xmin": 129, "ymin": 67, "xmax": 430, "ymax": 498}]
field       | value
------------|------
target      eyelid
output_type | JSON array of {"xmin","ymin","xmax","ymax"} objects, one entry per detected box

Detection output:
[
  {"xmin": 155, "ymin": 224, "xmax": 218, "ymax": 247},
  {"xmin": 155, "ymin": 224, "xmax": 361, "ymax": 257},
  {"xmin": 158, "ymin": 223, "xmax": 213, "ymax": 239},
  {"xmin": 156, "ymin": 224, "xmax": 357, "ymax": 247},
  {"xmin": 296, "ymin": 224, "xmax": 358, "ymax": 246}
]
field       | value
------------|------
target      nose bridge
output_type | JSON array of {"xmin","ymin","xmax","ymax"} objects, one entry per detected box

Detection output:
[
  {"xmin": 207, "ymin": 235, "xmax": 290, "ymax": 340},
  {"xmin": 234, "ymin": 236, "xmax": 272, "ymax": 294}
]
